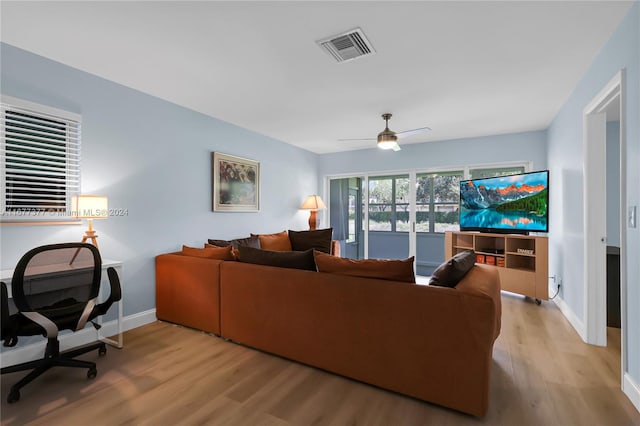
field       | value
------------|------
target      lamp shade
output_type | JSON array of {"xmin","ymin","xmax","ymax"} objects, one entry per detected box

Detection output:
[
  {"xmin": 72, "ymin": 195, "xmax": 108, "ymax": 219},
  {"xmin": 300, "ymin": 195, "xmax": 326, "ymax": 210},
  {"xmin": 377, "ymin": 129, "xmax": 398, "ymax": 150}
]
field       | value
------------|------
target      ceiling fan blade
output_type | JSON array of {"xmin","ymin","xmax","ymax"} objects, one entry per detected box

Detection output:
[
  {"xmin": 392, "ymin": 143, "xmax": 402, "ymax": 152},
  {"xmin": 337, "ymin": 138, "xmax": 376, "ymax": 141},
  {"xmin": 396, "ymin": 126, "xmax": 432, "ymax": 139}
]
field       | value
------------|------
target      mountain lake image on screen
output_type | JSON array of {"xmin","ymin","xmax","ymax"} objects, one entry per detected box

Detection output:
[{"xmin": 459, "ymin": 170, "xmax": 549, "ymax": 234}]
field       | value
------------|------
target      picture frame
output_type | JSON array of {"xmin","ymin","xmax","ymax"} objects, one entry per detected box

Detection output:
[{"xmin": 212, "ymin": 152, "xmax": 260, "ymax": 212}]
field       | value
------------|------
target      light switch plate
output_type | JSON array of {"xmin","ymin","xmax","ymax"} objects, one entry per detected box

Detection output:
[{"xmin": 629, "ymin": 205, "xmax": 637, "ymax": 228}]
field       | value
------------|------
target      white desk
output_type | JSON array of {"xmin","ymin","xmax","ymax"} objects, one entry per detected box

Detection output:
[{"xmin": 0, "ymin": 259, "xmax": 124, "ymax": 349}]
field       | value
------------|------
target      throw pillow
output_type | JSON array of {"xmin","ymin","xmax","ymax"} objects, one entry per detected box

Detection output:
[
  {"xmin": 237, "ymin": 246, "xmax": 316, "ymax": 271},
  {"xmin": 288, "ymin": 228, "xmax": 333, "ymax": 254},
  {"xmin": 204, "ymin": 243, "xmax": 239, "ymax": 259},
  {"xmin": 429, "ymin": 250, "xmax": 476, "ymax": 288},
  {"xmin": 207, "ymin": 235, "xmax": 261, "ymax": 250},
  {"xmin": 251, "ymin": 231, "xmax": 292, "ymax": 251},
  {"xmin": 313, "ymin": 251, "xmax": 415, "ymax": 283},
  {"xmin": 182, "ymin": 245, "xmax": 235, "ymax": 261}
]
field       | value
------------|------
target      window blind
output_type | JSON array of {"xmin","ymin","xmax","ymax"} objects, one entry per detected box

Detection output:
[{"xmin": 1, "ymin": 98, "xmax": 81, "ymax": 220}]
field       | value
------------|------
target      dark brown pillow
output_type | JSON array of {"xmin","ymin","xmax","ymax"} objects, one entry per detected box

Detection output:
[
  {"xmin": 208, "ymin": 235, "xmax": 261, "ymax": 250},
  {"xmin": 237, "ymin": 246, "xmax": 316, "ymax": 271},
  {"xmin": 313, "ymin": 251, "xmax": 415, "ymax": 283},
  {"xmin": 288, "ymin": 228, "xmax": 333, "ymax": 254},
  {"xmin": 429, "ymin": 250, "xmax": 476, "ymax": 288}
]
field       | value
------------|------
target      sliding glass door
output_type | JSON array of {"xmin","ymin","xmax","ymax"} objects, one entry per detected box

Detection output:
[
  {"xmin": 329, "ymin": 174, "xmax": 412, "ymax": 261},
  {"xmin": 415, "ymin": 171, "xmax": 463, "ymax": 276},
  {"xmin": 367, "ymin": 174, "xmax": 410, "ymax": 260},
  {"xmin": 329, "ymin": 177, "xmax": 365, "ymax": 259},
  {"xmin": 328, "ymin": 163, "xmax": 528, "ymax": 274}
]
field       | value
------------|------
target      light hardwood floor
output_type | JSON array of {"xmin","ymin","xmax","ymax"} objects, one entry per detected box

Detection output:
[{"xmin": 1, "ymin": 293, "xmax": 639, "ymax": 425}]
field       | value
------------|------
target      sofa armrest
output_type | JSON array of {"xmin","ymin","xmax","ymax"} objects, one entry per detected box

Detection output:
[
  {"xmin": 455, "ymin": 264, "xmax": 502, "ymax": 341},
  {"xmin": 155, "ymin": 253, "xmax": 223, "ymax": 334}
]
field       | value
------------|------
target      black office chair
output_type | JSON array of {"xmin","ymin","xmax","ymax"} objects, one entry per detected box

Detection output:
[{"xmin": 0, "ymin": 243, "xmax": 121, "ymax": 403}]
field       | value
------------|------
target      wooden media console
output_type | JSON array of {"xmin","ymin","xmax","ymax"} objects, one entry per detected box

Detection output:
[{"xmin": 445, "ymin": 231, "xmax": 548, "ymax": 304}]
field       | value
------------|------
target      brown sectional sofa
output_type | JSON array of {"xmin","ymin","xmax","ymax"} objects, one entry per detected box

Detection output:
[
  {"xmin": 155, "ymin": 252, "xmax": 501, "ymax": 417},
  {"xmin": 156, "ymin": 254, "xmax": 222, "ymax": 334}
]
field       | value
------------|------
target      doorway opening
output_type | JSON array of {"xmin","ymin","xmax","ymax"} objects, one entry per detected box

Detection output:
[{"xmin": 583, "ymin": 70, "xmax": 626, "ymax": 387}]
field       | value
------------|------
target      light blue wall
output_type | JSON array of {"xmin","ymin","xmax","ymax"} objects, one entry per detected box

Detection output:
[
  {"xmin": 318, "ymin": 130, "xmax": 547, "ymax": 177},
  {"xmin": 0, "ymin": 43, "xmax": 319, "ymax": 318},
  {"xmin": 607, "ymin": 121, "xmax": 621, "ymax": 247},
  {"xmin": 547, "ymin": 3, "xmax": 639, "ymax": 389}
]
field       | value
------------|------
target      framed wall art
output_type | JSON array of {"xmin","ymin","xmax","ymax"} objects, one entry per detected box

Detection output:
[{"xmin": 212, "ymin": 152, "xmax": 260, "ymax": 212}]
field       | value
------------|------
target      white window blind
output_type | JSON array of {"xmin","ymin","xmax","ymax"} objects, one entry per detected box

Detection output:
[{"xmin": 1, "ymin": 96, "xmax": 81, "ymax": 222}]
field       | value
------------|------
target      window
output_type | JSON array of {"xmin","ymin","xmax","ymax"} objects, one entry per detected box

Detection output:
[
  {"xmin": 369, "ymin": 165, "xmax": 529, "ymax": 234},
  {"xmin": 416, "ymin": 171, "xmax": 464, "ymax": 233},
  {"xmin": 368, "ymin": 175, "xmax": 409, "ymax": 232},
  {"xmin": 330, "ymin": 163, "xmax": 530, "ymax": 235},
  {"xmin": 1, "ymin": 96, "xmax": 81, "ymax": 222}
]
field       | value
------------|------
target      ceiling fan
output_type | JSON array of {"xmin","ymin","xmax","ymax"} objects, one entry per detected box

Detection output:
[{"xmin": 339, "ymin": 113, "xmax": 431, "ymax": 151}]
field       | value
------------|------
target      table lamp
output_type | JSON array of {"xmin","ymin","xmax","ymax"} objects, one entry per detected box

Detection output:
[
  {"xmin": 72, "ymin": 195, "xmax": 108, "ymax": 248},
  {"xmin": 300, "ymin": 195, "xmax": 326, "ymax": 230}
]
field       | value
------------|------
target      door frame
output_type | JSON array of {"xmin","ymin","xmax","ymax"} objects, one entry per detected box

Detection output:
[{"xmin": 582, "ymin": 70, "xmax": 626, "ymax": 376}]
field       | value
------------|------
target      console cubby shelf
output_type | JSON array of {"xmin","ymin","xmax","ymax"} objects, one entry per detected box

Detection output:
[
  {"xmin": 445, "ymin": 231, "xmax": 549, "ymax": 302},
  {"xmin": 506, "ymin": 252, "xmax": 536, "ymax": 257}
]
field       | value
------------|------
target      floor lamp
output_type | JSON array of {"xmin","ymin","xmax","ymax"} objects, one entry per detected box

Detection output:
[{"xmin": 300, "ymin": 195, "xmax": 326, "ymax": 230}]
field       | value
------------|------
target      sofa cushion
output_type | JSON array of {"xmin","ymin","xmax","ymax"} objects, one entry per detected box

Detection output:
[
  {"xmin": 313, "ymin": 251, "xmax": 416, "ymax": 283},
  {"xmin": 238, "ymin": 246, "xmax": 316, "ymax": 271},
  {"xmin": 252, "ymin": 231, "xmax": 292, "ymax": 251},
  {"xmin": 429, "ymin": 250, "xmax": 476, "ymax": 288},
  {"xmin": 288, "ymin": 228, "xmax": 333, "ymax": 254},
  {"xmin": 182, "ymin": 245, "xmax": 236, "ymax": 261},
  {"xmin": 207, "ymin": 235, "xmax": 261, "ymax": 250}
]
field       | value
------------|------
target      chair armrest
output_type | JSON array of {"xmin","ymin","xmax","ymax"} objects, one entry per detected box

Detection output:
[
  {"xmin": 1, "ymin": 281, "xmax": 9, "ymax": 337},
  {"xmin": 91, "ymin": 267, "xmax": 121, "ymax": 318},
  {"xmin": 2, "ymin": 281, "xmax": 19, "ymax": 346},
  {"xmin": 107, "ymin": 267, "xmax": 122, "ymax": 302}
]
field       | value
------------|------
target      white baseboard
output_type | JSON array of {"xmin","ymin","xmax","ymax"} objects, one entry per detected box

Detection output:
[
  {"xmin": 122, "ymin": 308, "xmax": 157, "ymax": 331},
  {"xmin": 624, "ymin": 373, "xmax": 640, "ymax": 413},
  {"xmin": 0, "ymin": 309, "xmax": 156, "ymax": 368},
  {"xmin": 553, "ymin": 294, "xmax": 587, "ymax": 342}
]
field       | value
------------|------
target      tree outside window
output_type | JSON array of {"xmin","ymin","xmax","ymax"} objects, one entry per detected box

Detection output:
[{"xmin": 357, "ymin": 166, "xmax": 528, "ymax": 234}]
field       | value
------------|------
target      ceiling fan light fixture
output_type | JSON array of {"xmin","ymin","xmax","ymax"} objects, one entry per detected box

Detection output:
[
  {"xmin": 377, "ymin": 140, "xmax": 397, "ymax": 150},
  {"xmin": 339, "ymin": 112, "xmax": 425, "ymax": 152},
  {"xmin": 377, "ymin": 128, "xmax": 397, "ymax": 150}
]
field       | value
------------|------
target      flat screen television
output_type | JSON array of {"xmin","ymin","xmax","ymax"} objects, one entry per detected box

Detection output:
[{"xmin": 459, "ymin": 170, "xmax": 549, "ymax": 234}]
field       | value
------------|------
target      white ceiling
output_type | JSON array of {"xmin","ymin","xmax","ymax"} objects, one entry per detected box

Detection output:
[{"xmin": 0, "ymin": 1, "xmax": 633, "ymax": 154}]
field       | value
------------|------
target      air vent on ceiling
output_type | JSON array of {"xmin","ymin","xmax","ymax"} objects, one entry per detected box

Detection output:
[{"xmin": 316, "ymin": 27, "xmax": 375, "ymax": 63}]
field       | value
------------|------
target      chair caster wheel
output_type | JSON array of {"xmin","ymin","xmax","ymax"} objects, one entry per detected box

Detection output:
[
  {"xmin": 98, "ymin": 346, "xmax": 107, "ymax": 356},
  {"xmin": 535, "ymin": 299, "xmax": 542, "ymax": 305},
  {"xmin": 8, "ymin": 390, "xmax": 20, "ymax": 403},
  {"xmin": 87, "ymin": 367, "xmax": 97, "ymax": 379}
]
